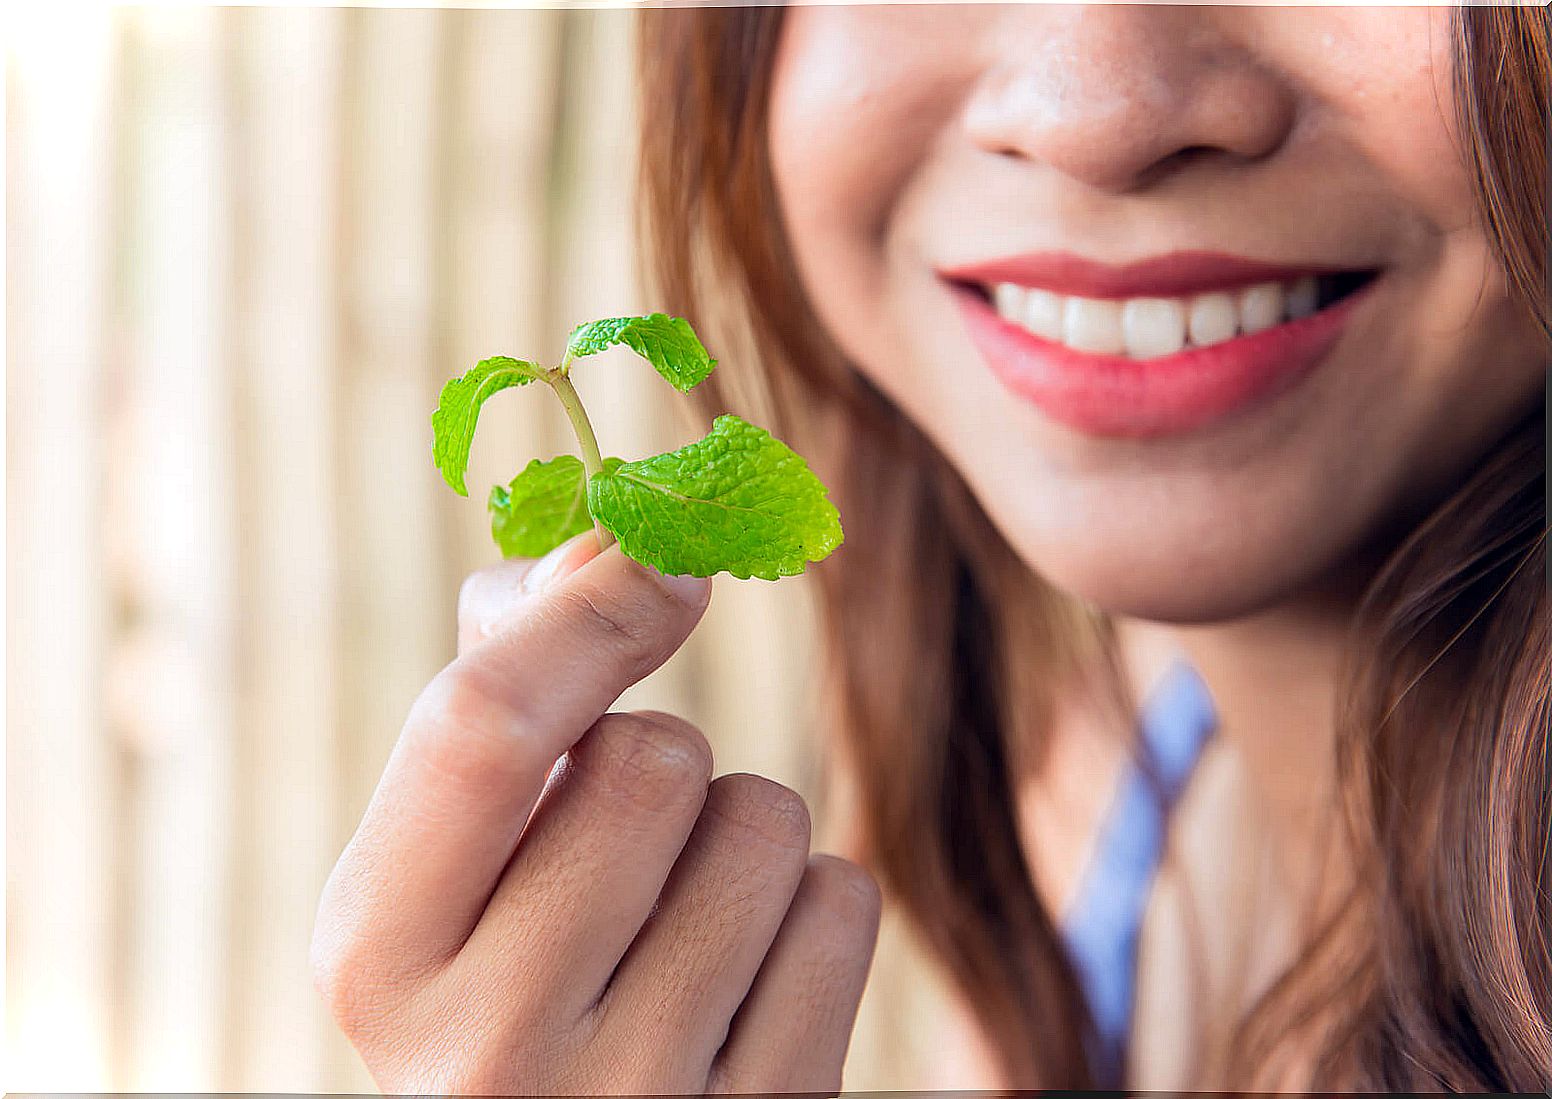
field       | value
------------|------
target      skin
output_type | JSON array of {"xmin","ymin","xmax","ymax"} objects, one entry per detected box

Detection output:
[
  {"xmin": 313, "ymin": 5, "xmax": 1546, "ymax": 1093},
  {"xmin": 761, "ymin": 2, "xmax": 1545, "ymax": 1083},
  {"xmin": 768, "ymin": 5, "xmax": 1543, "ymax": 626},
  {"xmin": 311, "ymin": 534, "xmax": 880, "ymax": 1094}
]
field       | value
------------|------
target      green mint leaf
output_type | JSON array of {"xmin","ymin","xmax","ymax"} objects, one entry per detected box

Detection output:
[
  {"xmin": 586, "ymin": 414, "xmax": 842, "ymax": 580},
  {"xmin": 488, "ymin": 454, "xmax": 624, "ymax": 558},
  {"xmin": 432, "ymin": 356, "xmax": 544, "ymax": 495},
  {"xmin": 564, "ymin": 313, "xmax": 717, "ymax": 393}
]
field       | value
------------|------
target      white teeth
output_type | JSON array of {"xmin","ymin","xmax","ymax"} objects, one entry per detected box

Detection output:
[
  {"xmin": 1022, "ymin": 288, "xmax": 1064, "ymax": 341},
  {"xmin": 1187, "ymin": 292, "xmax": 1238, "ymax": 347},
  {"xmin": 986, "ymin": 272, "xmax": 1330, "ymax": 359},
  {"xmin": 1286, "ymin": 275, "xmax": 1317, "ymax": 319},
  {"xmin": 1121, "ymin": 297, "xmax": 1186, "ymax": 359},
  {"xmin": 1238, "ymin": 282, "xmax": 1284, "ymax": 334},
  {"xmin": 994, "ymin": 282, "xmax": 1026, "ymax": 320},
  {"xmin": 1064, "ymin": 297, "xmax": 1125, "ymax": 355}
]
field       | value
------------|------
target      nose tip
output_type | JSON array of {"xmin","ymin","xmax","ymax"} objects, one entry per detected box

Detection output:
[{"xmin": 963, "ymin": 11, "xmax": 1297, "ymax": 194}]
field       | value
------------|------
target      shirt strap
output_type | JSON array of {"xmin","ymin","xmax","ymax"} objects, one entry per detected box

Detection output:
[{"xmin": 1059, "ymin": 658, "xmax": 1217, "ymax": 1087}]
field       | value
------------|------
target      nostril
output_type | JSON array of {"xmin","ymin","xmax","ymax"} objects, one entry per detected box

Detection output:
[
  {"xmin": 1156, "ymin": 145, "xmax": 1220, "ymax": 174},
  {"xmin": 1172, "ymin": 144, "xmax": 1216, "ymax": 163}
]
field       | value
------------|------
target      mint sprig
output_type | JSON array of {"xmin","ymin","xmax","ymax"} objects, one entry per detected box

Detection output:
[
  {"xmin": 489, "ymin": 454, "xmax": 624, "ymax": 558},
  {"xmin": 590, "ymin": 416, "xmax": 842, "ymax": 580},
  {"xmin": 432, "ymin": 356, "xmax": 543, "ymax": 496},
  {"xmin": 431, "ymin": 314, "xmax": 842, "ymax": 579},
  {"xmin": 565, "ymin": 313, "xmax": 717, "ymax": 392}
]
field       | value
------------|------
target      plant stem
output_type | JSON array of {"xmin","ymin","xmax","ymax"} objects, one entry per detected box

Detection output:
[{"xmin": 547, "ymin": 372, "xmax": 614, "ymax": 550}]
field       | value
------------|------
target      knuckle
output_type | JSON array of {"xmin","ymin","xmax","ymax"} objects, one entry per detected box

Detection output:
[
  {"xmin": 407, "ymin": 663, "xmax": 542, "ymax": 796},
  {"xmin": 804, "ymin": 853, "xmax": 883, "ymax": 930},
  {"xmin": 431, "ymin": 1028, "xmax": 564, "ymax": 1098},
  {"xmin": 308, "ymin": 861, "xmax": 427, "ymax": 1045},
  {"xmin": 705, "ymin": 773, "xmax": 812, "ymax": 856},
  {"xmin": 727, "ymin": 1060, "xmax": 842, "ymax": 1099},
  {"xmin": 308, "ymin": 914, "xmax": 383, "ymax": 1035},
  {"xmin": 547, "ymin": 579, "xmax": 675, "ymax": 679},
  {"xmin": 579, "ymin": 711, "xmax": 713, "ymax": 810},
  {"xmin": 444, "ymin": 1062, "xmax": 524, "ymax": 1097},
  {"xmin": 308, "ymin": 924, "xmax": 349, "ymax": 1007}
]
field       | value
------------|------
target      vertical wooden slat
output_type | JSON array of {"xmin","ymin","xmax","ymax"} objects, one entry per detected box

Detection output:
[
  {"xmin": 550, "ymin": 9, "xmax": 664, "ymax": 468},
  {"xmin": 221, "ymin": 7, "xmax": 345, "ymax": 1090},
  {"xmin": 106, "ymin": 7, "xmax": 236, "ymax": 1089},
  {"xmin": 550, "ymin": 10, "xmax": 697, "ymax": 726},
  {"xmin": 440, "ymin": 6, "xmax": 566, "ymax": 580},
  {"xmin": 4, "ymin": 7, "xmax": 117, "ymax": 1089},
  {"xmin": 328, "ymin": 8, "xmax": 566, "ymax": 1088},
  {"xmin": 8, "ymin": 8, "xmax": 880, "ymax": 1094},
  {"xmin": 333, "ymin": 4, "xmax": 454, "ymax": 923},
  {"xmin": 567, "ymin": 11, "xmax": 823, "ymax": 801}
]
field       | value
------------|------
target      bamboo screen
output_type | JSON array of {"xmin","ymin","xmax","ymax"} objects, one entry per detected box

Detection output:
[{"xmin": 8, "ymin": 5, "xmax": 957, "ymax": 1093}]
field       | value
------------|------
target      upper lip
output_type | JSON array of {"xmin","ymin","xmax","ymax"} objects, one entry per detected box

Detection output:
[{"xmin": 939, "ymin": 249, "xmax": 1364, "ymax": 300}]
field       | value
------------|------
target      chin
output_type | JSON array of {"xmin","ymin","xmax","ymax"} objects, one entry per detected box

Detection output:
[{"xmin": 1004, "ymin": 528, "xmax": 1333, "ymax": 626}]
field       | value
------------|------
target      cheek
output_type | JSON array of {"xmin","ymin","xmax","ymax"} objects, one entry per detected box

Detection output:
[
  {"xmin": 1299, "ymin": 8, "xmax": 1478, "ymax": 229},
  {"xmin": 767, "ymin": 12, "xmax": 967, "ymax": 362},
  {"xmin": 769, "ymin": 12, "xmax": 892, "ymax": 237}
]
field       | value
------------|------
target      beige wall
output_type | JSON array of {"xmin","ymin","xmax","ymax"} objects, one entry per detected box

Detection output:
[{"xmin": 8, "ymin": 6, "xmax": 943, "ymax": 1091}]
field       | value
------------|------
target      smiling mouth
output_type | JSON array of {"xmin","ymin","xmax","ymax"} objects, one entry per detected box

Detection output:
[{"xmin": 951, "ymin": 269, "xmax": 1380, "ymax": 361}]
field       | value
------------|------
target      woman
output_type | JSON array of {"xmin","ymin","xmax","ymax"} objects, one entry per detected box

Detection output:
[{"xmin": 311, "ymin": 5, "xmax": 1549, "ymax": 1092}]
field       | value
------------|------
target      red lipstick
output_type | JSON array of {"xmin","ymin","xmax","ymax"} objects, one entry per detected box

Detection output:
[
  {"xmin": 941, "ymin": 249, "xmax": 1354, "ymax": 299},
  {"xmin": 944, "ymin": 251, "xmax": 1376, "ymax": 437}
]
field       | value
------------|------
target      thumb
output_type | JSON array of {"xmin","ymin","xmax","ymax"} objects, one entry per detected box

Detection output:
[{"xmin": 456, "ymin": 531, "xmax": 602, "ymax": 655}]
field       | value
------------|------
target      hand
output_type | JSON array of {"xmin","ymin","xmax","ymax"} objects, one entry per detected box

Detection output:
[{"xmin": 310, "ymin": 532, "xmax": 882, "ymax": 1095}]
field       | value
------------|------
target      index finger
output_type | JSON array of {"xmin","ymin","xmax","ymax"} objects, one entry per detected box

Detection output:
[{"xmin": 316, "ymin": 544, "xmax": 712, "ymax": 987}]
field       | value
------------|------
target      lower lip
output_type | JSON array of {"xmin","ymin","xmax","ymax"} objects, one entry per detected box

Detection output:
[{"xmin": 953, "ymin": 280, "xmax": 1372, "ymax": 437}]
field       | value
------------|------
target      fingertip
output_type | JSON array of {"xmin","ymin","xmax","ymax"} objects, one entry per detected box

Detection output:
[
  {"xmin": 459, "ymin": 533, "xmax": 605, "ymax": 653},
  {"xmin": 583, "ymin": 544, "xmax": 711, "ymax": 610},
  {"xmin": 647, "ymin": 565, "xmax": 712, "ymax": 610},
  {"xmin": 458, "ymin": 560, "xmax": 526, "ymax": 627}
]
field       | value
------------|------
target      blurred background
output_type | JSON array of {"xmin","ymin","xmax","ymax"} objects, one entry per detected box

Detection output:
[{"xmin": 7, "ymin": 4, "xmax": 967, "ymax": 1092}]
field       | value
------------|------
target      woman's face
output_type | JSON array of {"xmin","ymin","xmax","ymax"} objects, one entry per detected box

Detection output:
[{"xmin": 768, "ymin": 5, "xmax": 1545, "ymax": 622}]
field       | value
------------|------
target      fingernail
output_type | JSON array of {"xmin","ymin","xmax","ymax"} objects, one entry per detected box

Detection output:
[
  {"xmin": 648, "ymin": 565, "xmax": 711, "ymax": 608},
  {"xmin": 523, "ymin": 533, "xmax": 591, "ymax": 594}
]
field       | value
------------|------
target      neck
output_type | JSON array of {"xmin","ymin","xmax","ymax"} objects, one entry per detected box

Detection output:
[{"xmin": 1111, "ymin": 582, "xmax": 1361, "ymax": 913}]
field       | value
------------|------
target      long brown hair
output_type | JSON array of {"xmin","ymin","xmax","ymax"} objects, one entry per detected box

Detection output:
[{"xmin": 635, "ymin": 6, "xmax": 1550, "ymax": 1090}]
